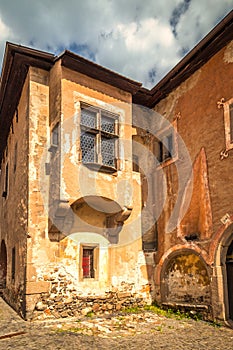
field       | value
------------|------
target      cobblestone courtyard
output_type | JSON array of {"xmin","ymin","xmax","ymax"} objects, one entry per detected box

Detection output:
[{"xmin": 1, "ymin": 297, "xmax": 233, "ymax": 349}]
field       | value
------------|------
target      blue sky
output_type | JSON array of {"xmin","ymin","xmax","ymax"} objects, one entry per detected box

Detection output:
[{"xmin": 0, "ymin": 0, "xmax": 232, "ymax": 88}]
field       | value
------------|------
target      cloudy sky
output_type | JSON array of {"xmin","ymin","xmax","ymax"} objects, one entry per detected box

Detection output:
[{"xmin": 0, "ymin": 0, "xmax": 232, "ymax": 88}]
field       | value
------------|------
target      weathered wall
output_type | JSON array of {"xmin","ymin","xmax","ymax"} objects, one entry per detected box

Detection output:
[
  {"xmin": 161, "ymin": 252, "xmax": 210, "ymax": 304},
  {"xmin": 152, "ymin": 39, "xmax": 233, "ymax": 320},
  {"xmin": 154, "ymin": 40, "xmax": 233, "ymax": 246},
  {"xmin": 26, "ymin": 67, "xmax": 52, "ymax": 317},
  {"xmin": 24, "ymin": 65, "xmax": 150, "ymax": 319},
  {"xmin": 0, "ymin": 74, "xmax": 29, "ymax": 317}
]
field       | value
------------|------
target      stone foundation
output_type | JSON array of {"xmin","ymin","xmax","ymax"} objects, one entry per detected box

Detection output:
[{"xmin": 33, "ymin": 291, "xmax": 145, "ymax": 320}]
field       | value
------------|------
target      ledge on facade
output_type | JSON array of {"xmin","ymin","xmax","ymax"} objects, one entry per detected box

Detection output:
[
  {"xmin": 184, "ymin": 232, "xmax": 200, "ymax": 241},
  {"xmin": 83, "ymin": 162, "xmax": 117, "ymax": 174},
  {"xmin": 162, "ymin": 302, "xmax": 209, "ymax": 310},
  {"xmin": 161, "ymin": 302, "xmax": 210, "ymax": 320}
]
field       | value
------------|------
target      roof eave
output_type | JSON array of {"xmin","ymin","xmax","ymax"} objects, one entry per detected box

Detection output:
[
  {"xmin": 57, "ymin": 50, "xmax": 142, "ymax": 94},
  {"xmin": 0, "ymin": 42, "xmax": 55, "ymax": 162}
]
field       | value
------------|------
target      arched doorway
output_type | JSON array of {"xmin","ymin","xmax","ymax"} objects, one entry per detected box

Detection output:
[
  {"xmin": 0, "ymin": 240, "xmax": 7, "ymax": 288},
  {"xmin": 226, "ymin": 240, "xmax": 233, "ymax": 320}
]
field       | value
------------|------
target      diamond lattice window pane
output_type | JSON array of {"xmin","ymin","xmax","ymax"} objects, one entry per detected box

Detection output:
[
  {"xmin": 101, "ymin": 115, "xmax": 115, "ymax": 134},
  {"xmin": 101, "ymin": 137, "xmax": 115, "ymax": 166},
  {"xmin": 81, "ymin": 132, "xmax": 95, "ymax": 162},
  {"xmin": 81, "ymin": 109, "xmax": 96, "ymax": 128}
]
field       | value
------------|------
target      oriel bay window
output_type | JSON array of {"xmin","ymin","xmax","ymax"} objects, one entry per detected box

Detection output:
[{"xmin": 80, "ymin": 104, "xmax": 119, "ymax": 169}]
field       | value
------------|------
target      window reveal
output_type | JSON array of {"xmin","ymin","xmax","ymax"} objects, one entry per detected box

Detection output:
[
  {"xmin": 80, "ymin": 105, "xmax": 118, "ymax": 168},
  {"xmin": 52, "ymin": 123, "xmax": 59, "ymax": 146},
  {"xmin": 14, "ymin": 142, "xmax": 17, "ymax": 173}
]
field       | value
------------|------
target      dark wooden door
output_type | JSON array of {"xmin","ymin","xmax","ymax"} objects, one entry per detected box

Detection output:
[
  {"xmin": 226, "ymin": 240, "xmax": 233, "ymax": 320},
  {"xmin": 227, "ymin": 262, "xmax": 233, "ymax": 320}
]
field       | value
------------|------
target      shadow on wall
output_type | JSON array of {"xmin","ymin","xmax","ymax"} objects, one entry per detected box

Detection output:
[{"xmin": 48, "ymin": 196, "xmax": 132, "ymax": 244}]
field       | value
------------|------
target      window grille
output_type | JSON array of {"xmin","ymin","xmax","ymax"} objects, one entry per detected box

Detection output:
[
  {"xmin": 81, "ymin": 132, "xmax": 96, "ymax": 163},
  {"xmin": 101, "ymin": 137, "xmax": 115, "ymax": 166},
  {"xmin": 101, "ymin": 115, "xmax": 115, "ymax": 134},
  {"xmin": 80, "ymin": 105, "xmax": 118, "ymax": 169},
  {"xmin": 81, "ymin": 109, "xmax": 96, "ymax": 129}
]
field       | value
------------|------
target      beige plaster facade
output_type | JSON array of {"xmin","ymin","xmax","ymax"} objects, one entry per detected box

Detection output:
[{"xmin": 0, "ymin": 50, "xmax": 152, "ymax": 319}]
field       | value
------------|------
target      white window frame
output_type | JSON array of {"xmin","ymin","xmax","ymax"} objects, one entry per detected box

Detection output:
[{"xmin": 223, "ymin": 97, "xmax": 233, "ymax": 151}]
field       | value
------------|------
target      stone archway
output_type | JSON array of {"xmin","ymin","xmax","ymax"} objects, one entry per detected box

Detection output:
[{"xmin": 0, "ymin": 240, "xmax": 7, "ymax": 288}]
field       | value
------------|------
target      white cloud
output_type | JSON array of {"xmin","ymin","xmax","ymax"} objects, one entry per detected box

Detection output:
[
  {"xmin": 0, "ymin": 15, "xmax": 14, "ymax": 71},
  {"xmin": 96, "ymin": 17, "xmax": 180, "ymax": 86},
  {"xmin": 175, "ymin": 0, "xmax": 233, "ymax": 52},
  {"xmin": 0, "ymin": 16, "xmax": 10, "ymax": 37},
  {"xmin": 0, "ymin": 0, "xmax": 232, "ymax": 88}
]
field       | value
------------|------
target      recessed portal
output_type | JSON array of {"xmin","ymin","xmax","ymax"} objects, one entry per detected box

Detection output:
[{"xmin": 226, "ymin": 240, "xmax": 233, "ymax": 320}]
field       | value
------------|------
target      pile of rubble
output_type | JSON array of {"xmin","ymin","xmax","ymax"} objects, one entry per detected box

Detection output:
[{"xmin": 33, "ymin": 266, "xmax": 148, "ymax": 320}]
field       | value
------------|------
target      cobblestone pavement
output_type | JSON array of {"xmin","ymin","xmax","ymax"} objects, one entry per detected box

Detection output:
[{"xmin": 1, "ymin": 297, "xmax": 233, "ymax": 349}]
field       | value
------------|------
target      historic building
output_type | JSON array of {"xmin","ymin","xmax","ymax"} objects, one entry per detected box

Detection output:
[{"xmin": 0, "ymin": 10, "xmax": 233, "ymax": 324}]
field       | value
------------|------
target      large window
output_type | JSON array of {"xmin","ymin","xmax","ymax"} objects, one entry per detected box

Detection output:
[{"xmin": 80, "ymin": 104, "xmax": 119, "ymax": 168}]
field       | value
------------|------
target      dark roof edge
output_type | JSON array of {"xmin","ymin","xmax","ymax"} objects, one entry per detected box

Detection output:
[
  {"xmin": 0, "ymin": 42, "xmax": 142, "ymax": 163},
  {"xmin": 0, "ymin": 42, "xmax": 54, "ymax": 108},
  {"xmin": 56, "ymin": 49, "xmax": 142, "ymax": 94},
  {"xmin": 0, "ymin": 42, "xmax": 55, "ymax": 162},
  {"xmin": 143, "ymin": 9, "xmax": 233, "ymax": 108}
]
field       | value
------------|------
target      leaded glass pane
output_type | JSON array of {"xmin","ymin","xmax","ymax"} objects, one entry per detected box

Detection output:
[
  {"xmin": 101, "ymin": 137, "xmax": 115, "ymax": 166},
  {"xmin": 81, "ymin": 132, "xmax": 95, "ymax": 162},
  {"xmin": 81, "ymin": 108, "xmax": 96, "ymax": 128},
  {"xmin": 101, "ymin": 115, "xmax": 115, "ymax": 134}
]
